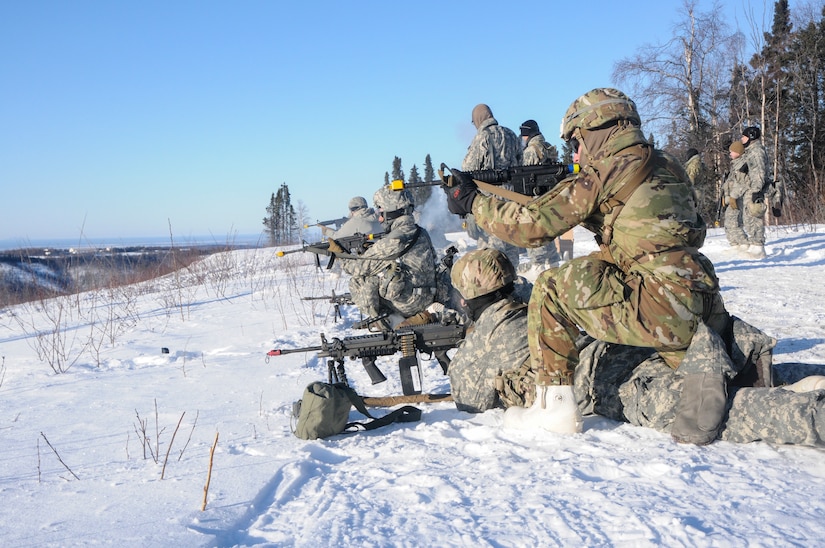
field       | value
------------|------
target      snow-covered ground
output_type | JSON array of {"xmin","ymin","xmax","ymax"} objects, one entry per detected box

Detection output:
[{"xmin": 1, "ymin": 225, "xmax": 824, "ymax": 547}]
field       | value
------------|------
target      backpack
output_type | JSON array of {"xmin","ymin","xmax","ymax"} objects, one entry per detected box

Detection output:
[{"xmin": 292, "ymin": 381, "xmax": 421, "ymax": 440}]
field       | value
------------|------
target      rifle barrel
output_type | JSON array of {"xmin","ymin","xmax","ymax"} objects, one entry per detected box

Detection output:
[{"xmin": 267, "ymin": 346, "xmax": 323, "ymax": 356}]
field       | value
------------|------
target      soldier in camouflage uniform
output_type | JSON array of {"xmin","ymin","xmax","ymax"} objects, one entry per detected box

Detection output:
[
  {"xmin": 446, "ymin": 251, "xmax": 824, "ymax": 445},
  {"xmin": 518, "ymin": 120, "xmax": 562, "ymax": 273},
  {"xmin": 321, "ymin": 196, "xmax": 383, "ymax": 239},
  {"xmin": 722, "ymin": 141, "xmax": 751, "ymax": 252},
  {"xmin": 682, "ymin": 148, "xmax": 707, "ymax": 215},
  {"xmin": 444, "ymin": 88, "xmax": 733, "ymax": 440},
  {"xmin": 501, "ymin": 320, "xmax": 825, "ymax": 446},
  {"xmin": 739, "ymin": 126, "xmax": 770, "ymax": 258},
  {"xmin": 336, "ymin": 186, "xmax": 438, "ymax": 330},
  {"xmin": 462, "ymin": 104, "xmax": 523, "ymax": 269},
  {"xmin": 446, "ymin": 248, "xmax": 531, "ymax": 413}
]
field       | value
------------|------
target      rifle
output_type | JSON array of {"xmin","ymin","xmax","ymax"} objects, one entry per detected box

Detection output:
[
  {"xmin": 391, "ymin": 162, "xmax": 579, "ymax": 203},
  {"xmin": 301, "ymin": 290, "xmax": 354, "ymax": 322},
  {"xmin": 266, "ymin": 322, "xmax": 466, "ymax": 395},
  {"xmin": 276, "ymin": 231, "xmax": 385, "ymax": 269},
  {"xmin": 303, "ymin": 216, "xmax": 349, "ymax": 230}
]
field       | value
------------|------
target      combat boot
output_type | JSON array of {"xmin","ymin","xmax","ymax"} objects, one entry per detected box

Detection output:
[
  {"xmin": 502, "ymin": 382, "xmax": 583, "ymax": 434},
  {"xmin": 782, "ymin": 376, "xmax": 825, "ymax": 393}
]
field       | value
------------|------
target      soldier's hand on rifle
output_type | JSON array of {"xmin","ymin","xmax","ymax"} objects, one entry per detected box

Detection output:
[
  {"xmin": 443, "ymin": 169, "xmax": 478, "ymax": 217},
  {"xmin": 327, "ymin": 239, "xmax": 345, "ymax": 254}
]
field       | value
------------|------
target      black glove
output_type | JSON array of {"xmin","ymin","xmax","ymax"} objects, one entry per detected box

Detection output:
[{"xmin": 442, "ymin": 169, "xmax": 478, "ymax": 217}]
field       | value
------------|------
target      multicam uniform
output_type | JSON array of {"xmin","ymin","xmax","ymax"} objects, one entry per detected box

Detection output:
[
  {"xmin": 471, "ymin": 90, "xmax": 729, "ymax": 381},
  {"xmin": 462, "ymin": 110, "xmax": 523, "ymax": 268}
]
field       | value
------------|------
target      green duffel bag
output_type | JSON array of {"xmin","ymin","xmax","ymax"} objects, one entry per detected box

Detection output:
[{"xmin": 293, "ymin": 381, "xmax": 421, "ymax": 440}]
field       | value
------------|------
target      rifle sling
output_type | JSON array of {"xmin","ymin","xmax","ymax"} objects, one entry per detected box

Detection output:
[
  {"xmin": 474, "ymin": 180, "xmax": 533, "ymax": 206},
  {"xmin": 340, "ymin": 384, "xmax": 422, "ymax": 431}
]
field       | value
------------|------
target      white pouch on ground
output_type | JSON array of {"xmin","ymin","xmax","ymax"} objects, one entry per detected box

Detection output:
[{"xmin": 503, "ymin": 384, "xmax": 583, "ymax": 433}]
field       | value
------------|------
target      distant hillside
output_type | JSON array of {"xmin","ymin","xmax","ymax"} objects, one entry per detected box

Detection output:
[{"xmin": 0, "ymin": 243, "xmax": 255, "ymax": 307}]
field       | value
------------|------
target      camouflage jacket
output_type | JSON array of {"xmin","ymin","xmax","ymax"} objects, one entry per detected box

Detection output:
[
  {"xmin": 448, "ymin": 298, "xmax": 530, "ymax": 413},
  {"xmin": 472, "ymin": 126, "xmax": 719, "ymax": 294},
  {"xmin": 724, "ymin": 155, "xmax": 751, "ymax": 200},
  {"xmin": 462, "ymin": 117, "xmax": 522, "ymax": 171},
  {"xmin": 341, "ymin": 214, "xmax": 437, "ymax": 294},
  {"xmin": 742, "ymin": 140, "xmax": 770, "ymax": 195},
  {"xmin": 522, "ymin": 133, "xmax": 558, "ymax": 166},
  {"xmin": 684, "ymin": 154, "xmax": 702, "ymax": 186}
]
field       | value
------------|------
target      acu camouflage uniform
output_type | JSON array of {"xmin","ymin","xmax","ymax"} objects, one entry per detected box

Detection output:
[
  {"xmin": 342, "ymin": 191, "xmax": 438, "ymax": 320},
  {"xmin": 462, "ymin": 106, "xmax": 523, "ymax": 268},
  {"xmin": 521, "ymin": 132, "xmax": 562, "ymax": 268},
  {"xmin": 446, "ymin": 248, "xmax": 531, "ymax": 413},
  {"xmin": 740, "ymin": 138, "xmax": 770, "ymax": 245},
  {"xmin": 471, "ymin": 89, "xmax": 729, "ymax": 382},
  {"xmin": 722, "ymin": 152, "xmax": 752, "ymax": 246}
]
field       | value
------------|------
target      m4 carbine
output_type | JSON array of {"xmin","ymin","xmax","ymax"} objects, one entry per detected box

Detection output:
[
  {"xmin": 391, "ymin": 162, "xmax": 579, "ymax": 201},
  {"xmin": 266, "ymin": 322, "xmax": 466, "ymax": 396},
  {"xmin": 276, "ymin": 231, "xmax": 384, "ymax": 269}
]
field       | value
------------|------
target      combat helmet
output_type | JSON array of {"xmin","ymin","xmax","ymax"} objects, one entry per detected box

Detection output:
[
  {"xmin": 373, "ymin": 185, "xmax": 414, "ymax": 214},
  {"xmin": 560, "ymin": 88, "xmax": 640, "ymax": 141},
  {"xmin": 450, "ymin": 248, "xmax": 515, "ymax": 301},
  {"xmin": 348, "ymin": 196, "xmax": 368, "ymax": 211}
]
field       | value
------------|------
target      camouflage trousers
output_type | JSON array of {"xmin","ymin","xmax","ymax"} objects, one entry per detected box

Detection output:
[
  {"xmin": 526, "ymin": 254, "xmax": 729, "ymax": 378},
  {"xmin": 603, "ymin": 353, "xmax": 825, "ymax": 445},
  {"xmin": 348, "ymin": 273, "xmax": 434, "ymax": 320},
  {"xmin": 724, "ymin": 200, "xmax": 765, "ymax": 246},
  {"xmin": 502, "ymin": 329, "xmax": 825, "ymax": 446}
]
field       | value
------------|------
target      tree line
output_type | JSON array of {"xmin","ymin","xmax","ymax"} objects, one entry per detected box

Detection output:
[{"xmin": 613, "ymin": 0, "xmax": 825, "ymax": 225}]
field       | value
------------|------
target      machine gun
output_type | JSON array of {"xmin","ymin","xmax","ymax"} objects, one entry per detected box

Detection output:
[
  {"xmin": 266, "ymin": 322, "xmax": 466, "ymax": 395},
  {"xmin": 391, "ymin": 162, "xmax": 579, "ymax": 203},
  {"xmin": 301, "ymin": 290, "xmax": 354, "ymax": 322},
  {"xmin": 276, "ymin": 231, "xmax": 385, "ymax": 269}
]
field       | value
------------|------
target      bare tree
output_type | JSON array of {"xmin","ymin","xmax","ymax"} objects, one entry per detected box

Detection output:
[{"xmin": 612, "ymin": 0, "xmax": 741, "ymax": 152}]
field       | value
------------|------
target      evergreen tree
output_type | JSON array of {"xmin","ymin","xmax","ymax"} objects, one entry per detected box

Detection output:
[
  {"xmin": 262, "ymin": 183, "xmax": 298, "ymax": 246},
  {"xmin": 391, "ymin": 156, "xmax": 404, "ymax": 184}
]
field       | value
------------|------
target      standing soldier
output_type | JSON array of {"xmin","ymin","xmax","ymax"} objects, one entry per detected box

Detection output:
[
  {"xmin": 518, "ymin": 119, "xmax": 562, "ymax": 274},
  {"xmin": 739, "ymin": 126, "xmax": 769, "ymax": 258},
  {"xmin": 461, "ymin": 104, "xmax": 523, "ymax": 269}
]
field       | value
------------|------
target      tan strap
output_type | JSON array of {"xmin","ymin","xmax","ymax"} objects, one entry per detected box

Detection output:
[
  {"xmin": 473, "ymin": 180, "xmax": 533, "ymax": 205},
  {"xmin": 362, "ymin": 393, "xmax": 453, "ymax": 407}
]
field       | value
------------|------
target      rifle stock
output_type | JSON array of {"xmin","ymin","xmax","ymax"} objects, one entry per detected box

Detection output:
[{"xmin": 267, "ymin": 322, "xmax": 466, "ymax": 395}]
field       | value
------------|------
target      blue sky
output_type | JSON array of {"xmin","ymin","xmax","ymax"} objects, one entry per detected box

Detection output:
[{"xmin": 1, "ymin": 1, "xmax": 772, "ymax": 243}]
